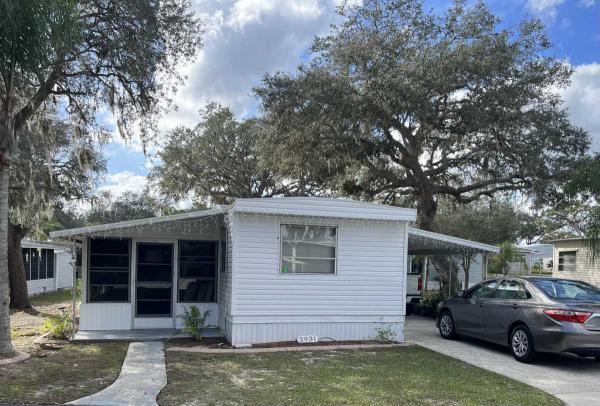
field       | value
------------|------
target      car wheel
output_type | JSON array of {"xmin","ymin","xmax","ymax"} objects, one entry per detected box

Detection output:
[
  {"xmin": 510, "ymin": 325, "xmax": 536, "ymax": 363},
  {"xmin": 438, "ymin": 310, "xmax": 457, "ymax": 340}
]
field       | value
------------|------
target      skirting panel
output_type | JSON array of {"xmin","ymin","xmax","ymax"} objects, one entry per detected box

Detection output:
[
  {"xmin": 79, "ymin": 303, "xmax": 132, "ymax": 330},
  {"xmin": 229, "ymin": 320, "xmax": 404, "ymax": 346}
]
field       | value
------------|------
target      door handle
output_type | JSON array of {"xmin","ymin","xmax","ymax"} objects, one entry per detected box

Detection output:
[{"xmin": 512, "ymin": 304, "xmax": 520, "ymax": 309}]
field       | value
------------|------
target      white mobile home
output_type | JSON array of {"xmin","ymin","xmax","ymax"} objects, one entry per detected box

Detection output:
[
  {"xmin": 49, "ymin": 197, "xmax": 497, "ymax": 347},
  {"xmin": 22, "ymin": 240, "xmax": 73, "ymax": 295}
]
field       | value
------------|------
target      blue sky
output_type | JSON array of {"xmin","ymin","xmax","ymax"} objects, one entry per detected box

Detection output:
[{"xmin": 99, "ymin": 0, "xmax": 600, "ymax": 199}]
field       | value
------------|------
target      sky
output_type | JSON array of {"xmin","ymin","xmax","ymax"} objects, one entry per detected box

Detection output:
[{"xmin": 99, "ymin": 0, "xmax": 600, "ymax": 201}]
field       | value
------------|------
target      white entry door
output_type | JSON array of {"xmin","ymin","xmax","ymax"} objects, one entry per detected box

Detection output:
[{"xmin": 133, "ymin": 241, "xmax": 175, "ymax": 329}]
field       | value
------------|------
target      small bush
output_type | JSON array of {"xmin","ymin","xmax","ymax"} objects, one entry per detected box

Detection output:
[
  {"xmin": 43, "ymin": 310, "xmax": 72, "ymax": 339},
  {"xmin": 178, "ymin": 306, "xmax": 211, "ymax": 341},
  {"xmin": 374, "ymin": 324, "xmax": 397, "ymax": 342},
  {"xmin": 415, "ymin": 292, "xmax": 446, "ymax": 318}
]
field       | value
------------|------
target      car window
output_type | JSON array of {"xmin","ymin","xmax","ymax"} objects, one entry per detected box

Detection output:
[
  {"xmin": 494, "ymin": 280, "xmax": 528, "ymax": 300},
  {"xmin": 531, "ymin": 279, "xmax": 600, "ymax": 301},
  {"xmin": 468, "ymin": 280, "xmax": 499, "ymax": 298}
]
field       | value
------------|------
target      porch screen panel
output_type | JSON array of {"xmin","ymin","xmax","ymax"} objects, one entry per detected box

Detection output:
[
  {"xmin": 22, "ymin": 248, "xmax": 31, "ymax": 281},
  {"xmin": 46, "ymin": 251, "xmax": 55, "ymax": 279},
  {"xmin": 88, "ymin": 238, "xmax": 130, "ymax": 302},
  {"xmin": 178, "ymin": 241, "xmax": 217, "ymax": 302}
]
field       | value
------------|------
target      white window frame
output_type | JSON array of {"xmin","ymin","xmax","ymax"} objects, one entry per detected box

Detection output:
[
  {"xmin": 558, "ymin": 250, "xmax": 577, "ymax": 272},
  {"xmin": 279, "ymin": 223, "xmax": 338, "ymax": 275}
]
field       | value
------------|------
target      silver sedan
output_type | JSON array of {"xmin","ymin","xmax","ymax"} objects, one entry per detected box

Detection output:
[{"xmin": 436, "ymin": 277, "xmax": 600, "ymax": 363}]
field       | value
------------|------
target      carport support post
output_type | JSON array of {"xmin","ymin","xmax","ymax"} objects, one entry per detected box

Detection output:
[{"xmin": 71, "ymin": 238, "xmax": 77, "ymax": 340}]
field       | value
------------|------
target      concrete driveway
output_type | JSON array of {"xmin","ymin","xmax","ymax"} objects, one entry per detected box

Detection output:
[{"xmin": 405, "ymin": 315, "xmax": 600, "ymax": 406}]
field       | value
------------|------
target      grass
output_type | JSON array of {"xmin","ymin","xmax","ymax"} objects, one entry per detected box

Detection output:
[
  {"xmin": 0, "ymin": 342, "xmax": 128, "ymax": 404},
  {"xmin": 159, "ymin": 346, "xmax": 562, "ymax": 406},
  {"xmin": 10, "ymin": 288, "xmax": 76, "ymax": 353},
  {"xmin": 1, "ymin": 288, "xmax": 128, "ymax": 404}
]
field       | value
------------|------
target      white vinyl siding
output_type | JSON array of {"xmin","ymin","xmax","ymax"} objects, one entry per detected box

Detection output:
[
  {"xmin": 229, "ymin": 213, "xmax": 407, "ymax": 345},
  {"xmin": 553, "ymin": 241, "xmax": 600, "ymax": 287}
]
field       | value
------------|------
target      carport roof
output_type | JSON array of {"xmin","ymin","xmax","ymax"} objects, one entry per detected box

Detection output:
[{"xmin": 408, "ymin": 227, "xmax": 500, "ymax": 255}]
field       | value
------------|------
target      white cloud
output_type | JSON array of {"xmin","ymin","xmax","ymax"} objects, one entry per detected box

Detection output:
[
  {"xmin": 559, "ymin": 63, "xmax": 600, "ymax": 152},
  {"xmin": 157, "ymin": 0, "xmax": 343, "ymax": 132},
  {"xmin": 99, "ymin": 171, "xmax": 148, "ymax": 196},
  {"xmin": 579, "ymin": 0, "xmax": 596, "ymax": 7},
  {"xmin": 526, "ymin": 0, "xmax": 566, "ymax": 19}
]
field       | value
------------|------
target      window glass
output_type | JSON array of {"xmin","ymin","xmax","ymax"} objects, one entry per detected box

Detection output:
[
  {"xmin": 178, "ymin": 241, "xmax": 217, "ymax": 302},
  {"xmin": 558, "ymin": 251, "xmax": 576, "ymax": 272},
  {"xmin": 532, "ymin": 279, "xmax": 600, "ymax": 301},
  {"xmin": 468, "ymin": 280, "xmax": 499, "ymax": 298},
  {"xmin": 494, "ymin": 280, "xmax": 528, "ymax": 300},
  {"xmin": 89, "ymin": 238, "xmax": 130, "ymax": 302},
  {"xmin": 280, "ymin": 225, "xmax": 337, "ymax": 274}
]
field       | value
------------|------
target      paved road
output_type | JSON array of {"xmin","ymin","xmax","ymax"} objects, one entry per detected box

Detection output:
[{"xmin": 405, "ymin": 315, "xmax": 600, "ymax": 406}]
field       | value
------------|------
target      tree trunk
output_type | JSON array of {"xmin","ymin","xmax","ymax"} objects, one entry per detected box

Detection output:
[
  {"xmin": 416, "ymin": 188, "xmax": 437, "ymax": 231},
  {"xmin": 0, "ymin": 163, "xmax": 14, "ymax": 354},
  {"xmin": 8, "ymin": 221, "xmax": 29, "ymax": 309}
]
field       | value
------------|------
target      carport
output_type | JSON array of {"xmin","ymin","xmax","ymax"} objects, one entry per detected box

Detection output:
[{"xmin": 407, "ymin": 227, "xmax": 500, "ymax": 294}]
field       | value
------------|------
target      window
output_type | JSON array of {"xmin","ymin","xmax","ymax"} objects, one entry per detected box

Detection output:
[
  {"xmin": 558, "ymin": 251, "xmax": 576, "ymax": 272},
  {"xmin": 280, "ymin": 224, "xmax": 337, "ymax": 274},
  {"xmin": 493, "ymin": 280, "xmax": 529, "ymax": 300},
  {"xmin": 88, "ymin": 238, "xmax": 130, "ymax": 302},
  {"xmin": 178, "ymin": 240, "xmax": 217, "ymax": 302},
  {"xmin": 21, "ymin": 248, "xmax": 55, "ymax": 281},
  {"xmin": 467, "ymin": 280, "xmax": 499, "ymax": 298},
  {"xmin": 531, "ymin": 279, "xmax": 600, "ymax": 301}
]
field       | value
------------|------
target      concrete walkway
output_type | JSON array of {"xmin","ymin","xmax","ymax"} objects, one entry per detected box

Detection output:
[
  {"xmin": 406, "ymin": 315, "xmax": 600, "ymax": 406},
  {"xmin": 69, "ymin": 341, "xmax": 167, "ymax": 406}
]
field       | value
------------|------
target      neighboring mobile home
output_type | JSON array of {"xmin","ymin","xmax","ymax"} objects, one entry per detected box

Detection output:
[
  {"xmin": 49, "ymin": 197, "xmax": 498, "ymax": 347},
  {"xmin": 22, "ymin": 240, "xmax": 72, "ymax": 295},
  {"xmin": 551, "ymin": 238, "xmax": 600, "ymax": 287}
]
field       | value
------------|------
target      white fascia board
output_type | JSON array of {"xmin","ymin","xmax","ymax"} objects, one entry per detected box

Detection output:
[
  {"xmin": 408, "ymin": 227, "xmax": 500, "ymax": 254},
  {"xmin": 49, "ymin": 206, "xmax": 230, "ymax": 239}
]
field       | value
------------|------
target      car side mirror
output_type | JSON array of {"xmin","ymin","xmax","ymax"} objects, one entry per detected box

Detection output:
[{"xmin": 460, "ymin": 290, "xmax": 468, "ymax": 298}]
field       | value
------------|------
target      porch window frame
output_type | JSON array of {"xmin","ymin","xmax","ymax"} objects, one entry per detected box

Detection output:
[
  {"xmin": 279, "ymin": 223, "xmax": 338, "ymax": 275},
  {"xmin": 87, "ymin": 237, "xmax": 132, "ymax": 304},
  {"xmin": 177, "ymin": 239, "xmax": 219, "ymax": 304}
]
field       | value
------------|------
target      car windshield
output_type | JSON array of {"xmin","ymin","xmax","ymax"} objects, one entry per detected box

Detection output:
[{"xmin": 531, "ymin": 279, "xmax": 600, "ymax": 301}]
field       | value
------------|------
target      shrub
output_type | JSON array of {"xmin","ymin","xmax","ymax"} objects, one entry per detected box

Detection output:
[
  {"xmin": 178, "ymin": 306, "xmax": 211, "ymax": 341},
  {"xmin": 43, "ymin": 310, "xmax": 73, "ymax": 339},
  {"xmin": 415, "ymin": 292, "xmax": 446, "ymax": 318},
  {"xmin": 374, "ymin": 324, "xmax": 397, "ymax": 342}
]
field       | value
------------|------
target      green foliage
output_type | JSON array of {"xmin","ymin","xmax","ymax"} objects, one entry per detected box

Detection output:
[
  {"xmin": 416, "ymin": 291, "xmax": 447, "ymax": 318},
  {"xmin": 489, "ymin": 242, "xmax": 522, "ymax": 275},
  {"xmin": 177, "ymin": 306, "xmax": 211, "ymax": 341},
  {"xmin": 43, "ymin": 310, "xmax": 72, "ymax": 340},
  {"xmin": 255, "ymin": 0, "xmax": 588, "ymax": 229},
  {"xmin": 373, "ymin": 325, "xmax": 397, "ymax": 342},
  {"xmin": 150, "ymin": 103, "xmax": 314, "ymax": 206}
]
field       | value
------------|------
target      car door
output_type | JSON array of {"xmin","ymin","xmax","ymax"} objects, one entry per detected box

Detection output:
[
  {"xmin": 453, "ymin": 279, "xmax": 500, "ymax": 337},
  {"xmin": 484, "ymin": 279, "xmax": 530, "ymax": 344}
]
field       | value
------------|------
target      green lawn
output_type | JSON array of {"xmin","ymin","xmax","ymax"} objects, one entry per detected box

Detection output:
[
  {"xmin": 29, "ymin": 288, "xmax": 75, "ymax": 307},
  {"xmin": 159, "ymin": 346, "xmax": 561, "ymax": 406},
  {"xmin": 0, "ymin": 342, "xmax": 127, "ymax": 404}
]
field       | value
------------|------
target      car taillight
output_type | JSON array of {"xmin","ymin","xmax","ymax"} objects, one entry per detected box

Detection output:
[
  {"xmin": 418, "ymin": 275, "xmax": 422, "ymax": 291},
  {"xmin": 543, "ymin": 309, "xmax": 592, "ymax": 324}
]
